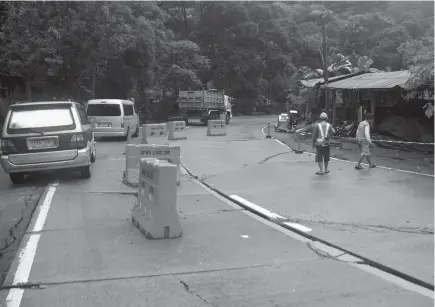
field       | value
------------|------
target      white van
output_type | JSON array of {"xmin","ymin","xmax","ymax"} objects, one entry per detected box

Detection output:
[{"xmin": 86, "ymin": 99, "xmax": 139, "ymax": 139}]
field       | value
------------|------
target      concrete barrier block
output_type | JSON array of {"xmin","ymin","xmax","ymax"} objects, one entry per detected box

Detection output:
[
  {"xmin": 167, "ymin": 121, "xmax": 187, "ymax": 141},
  {"xmin": 207, "ymin": 119, "xmax": 226, "ymax": 136},
  {"xmin": 141, "ymin": 123, "xmax": 168, "ymax": 144},
  {"xmin": 124, "ymin": 144, "xmax": 181, "ymax": 187},
  {"xmin": 131, "ymin": 158, "xmax": 182, "ymax": 239}
]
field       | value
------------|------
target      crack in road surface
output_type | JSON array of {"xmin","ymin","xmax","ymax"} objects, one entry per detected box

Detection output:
[
  {"xmin": 1, "ymin": 263, "xmax": 274, "ymax": 290},
  {"xmin": 179, "ymin": 278, "xmax": 219, "ymax": 307},
  {"xmin": 0, "ymin": 187, "xmax": 40, "ymax": 255},
  {"xmin": 306, "ymin": 241, "xmax": 365, "ymax": 265},
  {"xmin": 284, "ymin": 217, "xmax": 434, "ymax": 235},
  {"xmin": 257, "ymin": 151, "xmax": 291, "ymax": 164},
  {"xmin": 179, "ymin": 208, "xmax": 247, "ymax": 216},
  {"xmin": 198, "ymin": 152, "xmax": 293, "ymax": 181}
]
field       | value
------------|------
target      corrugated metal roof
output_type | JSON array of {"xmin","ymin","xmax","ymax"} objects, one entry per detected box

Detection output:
[
  {"xmin": 300, "ymin": 75, "xmax": 345, "ymax": 88},
  {"xmin": 323, "ymin": 71, "xmax": 411, "ymax": 90}
]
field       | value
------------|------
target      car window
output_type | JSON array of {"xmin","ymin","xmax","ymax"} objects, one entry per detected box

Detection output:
[
  {"xmin": 87, "ymin": 104, "xmax": 121, "ymax": 116},
  {"xmin": 76, "ymin": 105, "xmax": 89, "ymax": 125},
  {"xmin": 123, "ymin": 105, "xmax": 134, "ymax": 116},
  {"xmin": 7, "ymin": 105, "xmax": 75, "ymax": 133}
]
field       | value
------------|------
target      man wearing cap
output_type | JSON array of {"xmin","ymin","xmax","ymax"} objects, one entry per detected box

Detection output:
[
  {"xmin": 312, "ymin": 112, "xmax": 335, "ymax": 175},
  {"xmin": 355, "ymin": 113, "xmax": 376, "ymax": 170}
]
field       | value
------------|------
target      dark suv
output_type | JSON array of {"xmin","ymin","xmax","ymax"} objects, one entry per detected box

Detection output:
[{"xmin": 0, "ymin": 101, "xmax": 96, "ymax": 184}]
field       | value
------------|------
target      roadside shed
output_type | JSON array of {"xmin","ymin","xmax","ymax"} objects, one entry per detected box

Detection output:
[
  {"xmin": 323, "ymin": 71, "xmax": 411, "ymax": 124},
  {"xmin": 300, "ymin": 71, "xmax": 414, "ymax": 124}
]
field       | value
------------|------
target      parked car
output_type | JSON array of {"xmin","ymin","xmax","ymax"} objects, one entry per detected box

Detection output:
[
  {"xmin": 86, "ymin": 99, "xmax": 139, "ymax": 140},
  {"xmin": 0, "ymin": 101, "xmax": 96, "ymax": 184}
]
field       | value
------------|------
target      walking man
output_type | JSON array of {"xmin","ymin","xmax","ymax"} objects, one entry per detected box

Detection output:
[
  {"xmin": 312, "ymin": 112, "xmax": 335, "ymax": 175},
  {"xmin": 355, "ymin": 113, "xmax": 376, "ymax": 170}
]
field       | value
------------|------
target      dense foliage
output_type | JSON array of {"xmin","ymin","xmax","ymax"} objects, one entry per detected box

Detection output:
[{"xmin": 0, "ymin": 1, "xmax": 433, "ymax": 117}]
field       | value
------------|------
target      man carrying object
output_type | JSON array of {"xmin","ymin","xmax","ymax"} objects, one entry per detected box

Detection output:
[{"xmin": 312, "ymin": 112, "xmax": 335, "ymax": 175}]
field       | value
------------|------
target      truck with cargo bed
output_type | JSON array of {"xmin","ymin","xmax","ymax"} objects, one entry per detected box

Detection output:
[{"xmin": 170, "ymin": 89, "xmax": 233, "ymax": 126}]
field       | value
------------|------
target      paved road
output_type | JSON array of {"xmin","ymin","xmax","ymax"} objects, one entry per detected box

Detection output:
[
  {"xmin": 179, "ymin": 117, "xmax": 434, "ymax": 286},
  {"xmin": 0, "ymin": 170, "xmax": 45, "ymax": 285},
  {"xmin": 0, "ymin": 116, "xmax": 433, "ymax": 306}
]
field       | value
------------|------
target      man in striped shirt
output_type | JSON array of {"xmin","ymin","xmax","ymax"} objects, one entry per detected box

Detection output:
[{"xmin": 355, "ymin": 113, "xmax": 376, "ymax": 170}]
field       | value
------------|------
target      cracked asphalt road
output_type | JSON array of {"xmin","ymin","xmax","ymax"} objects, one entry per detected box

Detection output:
[
  {"xmin": 0, "ymin": 116, "xmax": 433, "ymax": 306},
  {"xmin": 179, "ymin": 116, "xmax": 434, "ymax": 286},
  {"xmin": 0, "ymin": 170, "xmax": 46, "ymax": 286}
]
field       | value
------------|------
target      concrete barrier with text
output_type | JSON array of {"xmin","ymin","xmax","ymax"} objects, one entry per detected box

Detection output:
[
  {"xmin": 141, "ymin": 123, "xmax": 168, "ymax": 144},
  {"xmin": 124, "ymin": 144, "xmax": 181, "ymax": 187},
  {"xmin": 207, "ymin": 119, "xmax": 226, "ymax": 136},
  {"xmin": 167, "ymin": 121, "xmax": 187, "ymax": 141},
  {"xmin": 131, "ymin": 158, "xmax": 182, "ymax": 240}
]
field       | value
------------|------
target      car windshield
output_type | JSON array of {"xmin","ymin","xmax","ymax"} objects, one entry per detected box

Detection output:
[
  {"xmin": 8, "ymin": 105, "xmax": 75, "ymax": 133},
  {"xmin": 87, "ymin": 104, "xmax": 121, "ymax": 116}
]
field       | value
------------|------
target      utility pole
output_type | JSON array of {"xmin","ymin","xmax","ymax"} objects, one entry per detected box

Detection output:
[{"xmin": 320, "ymin": 11, "xmax": 336, "ymax": 125}]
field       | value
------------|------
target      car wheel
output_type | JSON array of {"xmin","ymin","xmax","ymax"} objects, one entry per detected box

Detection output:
[
  {"xmin": 123, "ymin": 128, "xmax": 130, "ymax": 141},
  {"xmin": 10, "ymin": 173, "xmax": 25, "ymax": 185},
  {"xmin": 133, "ymin": 125, "xmax": 139, "ymax": 137},
  {"xmin": 80, "ymin": 164, "xmax": 92, "ymax": 179},
  {"xmin": 90, "ymin": 146, "xmax": 96, "ymax": 163}
]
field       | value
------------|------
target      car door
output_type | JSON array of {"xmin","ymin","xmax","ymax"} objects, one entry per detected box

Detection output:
[
  {"xmin": 133, "ymin": 104, "xmax": 139, "ymax": 128},
  {"xmin": 122, "ymin": 103, "xmax": 134, "ymax": 132}
]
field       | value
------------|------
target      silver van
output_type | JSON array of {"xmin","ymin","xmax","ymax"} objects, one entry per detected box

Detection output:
[
  {"xmin": 86, "ymin": 99, "xmax": 139, "ymax": 139},
  {"xmin": 0, "ymin": 101, "xmax": 96, "ymax": 184}
]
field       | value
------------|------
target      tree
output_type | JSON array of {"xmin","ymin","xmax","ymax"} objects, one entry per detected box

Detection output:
[
  {"xmin": 0, "ymin": 2, "xmax": 64, "ymax": 100},
  {"xmin": 399, "ymin": 37, "xmax": 434, "ymax": 118}
]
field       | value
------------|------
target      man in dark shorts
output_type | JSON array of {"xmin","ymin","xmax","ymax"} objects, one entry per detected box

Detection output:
[{"xmin": 312, "ymin": 112, "xmax": 335, "ymax": 175}]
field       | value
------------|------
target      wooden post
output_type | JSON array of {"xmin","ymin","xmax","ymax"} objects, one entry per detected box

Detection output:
[
  {"xmin": 369, "ymin": 90, "xmax": 376, "ymax": 127},
  {"xmin": 331, "ymin": 90, "xmax": 336, "ymax": 126},
  {"xmin": 357, "ymin": 91, "xmax": 363, "ymax": 122}
]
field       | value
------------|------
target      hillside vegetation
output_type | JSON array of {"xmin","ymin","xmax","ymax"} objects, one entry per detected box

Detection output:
[{"xmin": 0, "ymin": 1, "xmax": 433, "ymax": 117}]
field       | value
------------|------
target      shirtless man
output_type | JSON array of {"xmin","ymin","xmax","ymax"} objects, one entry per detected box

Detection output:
[{"xmin": 355, "ymin": 113, "xmax": 376, "ymax": 170}]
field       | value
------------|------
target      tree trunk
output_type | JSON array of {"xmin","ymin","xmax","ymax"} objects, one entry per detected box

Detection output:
[
  {"xmin": 182, "ymin": 4, "xmax": 188, "ymax": 31},
  {"xmin": 25, "ymin": 78, "xmax": 32, "ymax": 101},
  {"xmin": 322, "ymin": 23, "xmax": 329, "ymax": 118},
  {"xmin": 91, "ymin": 64, "xmax": 96, "ymax": 98}
]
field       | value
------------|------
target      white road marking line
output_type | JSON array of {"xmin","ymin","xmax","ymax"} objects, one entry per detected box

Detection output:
[
  {"xmin": 5, "ymin": 289, "xmax": 24, "ymax": 307},
  {"xmin": 230, "ymin": 195, "xmax": 285, "ymax": 222},
  {"xmin": 262, "ymin": 127, "xmax": 434, "ymax": 178},
  {"xmin": 33, "ymin": 184, "xmax": 57, "ymax": 232},
  {"xmin": 6, "ymin": 182, "xmax": 58, "ymax": 307},
  {"xmin": 283, "ymin": 221, "xmax": 312, "ymax": 232},
  {"xmin": 274, "ymin": 139, "xmax": 289, "ymax": 148},
  {"xmin": 183, "ymin": 164, "xmax": 434, "ymax": 298}
]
